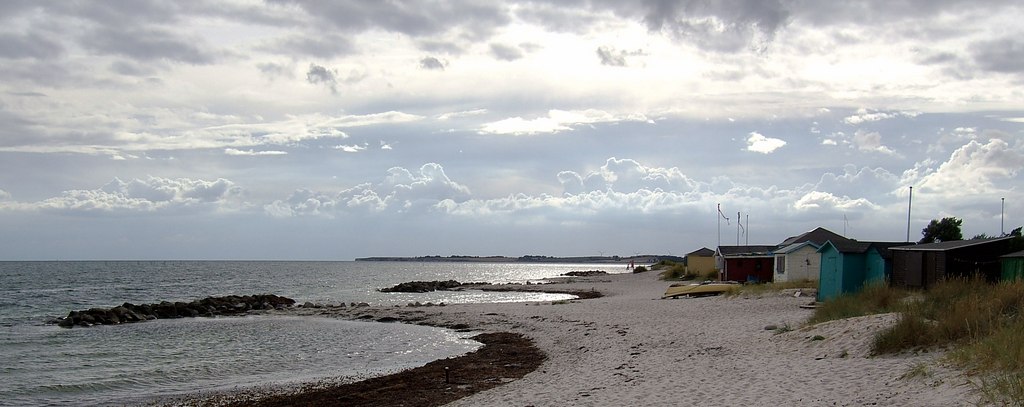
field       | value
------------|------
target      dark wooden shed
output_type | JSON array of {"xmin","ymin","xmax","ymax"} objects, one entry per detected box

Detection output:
[
  {"xmin": 715, "ymin": 245, "xmax": 775, "ymax": 283},
  {"xmin": 890, "ymin": 237, "xmax": 1015, "ymax": 288}
]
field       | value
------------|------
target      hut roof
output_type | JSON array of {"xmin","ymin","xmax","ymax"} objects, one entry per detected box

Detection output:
[
  {"xmin": 774, "ymin": 241, "xmax": 821, "ymax": 254},
  {"xmin": 687, "ymin": 247, "xmax": 715, "ymax": 257},
  {"xmin": 890, "ymin": 236, "xmax": 1013, "ymax": 252},
  {"xmin": 717, "ymin": 245, "xmax": 776, "ymax": 257},
  {"xmin": 1002, "ymin": 250, "xmax": 1024, "ymax": 259},
  {"xmin": 779, "ymin": 227, "xmax": 852, "ymax": 247}
]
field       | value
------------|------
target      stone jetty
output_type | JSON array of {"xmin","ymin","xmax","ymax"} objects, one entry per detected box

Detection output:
[
  {"xmin": 379, "ymin": 280, "xmax": 473, "ymax": 293},
  {"xmin": 56, "ymin": 294, "xmax": 296, "ymax": 328}
]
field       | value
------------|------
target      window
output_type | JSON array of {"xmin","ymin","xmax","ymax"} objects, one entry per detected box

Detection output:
[{"xmin": 776, "ymin": 256, "xmax": 786, "ymax": 274}]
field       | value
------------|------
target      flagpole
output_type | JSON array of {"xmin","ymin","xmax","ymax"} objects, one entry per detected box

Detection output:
[
  {"xmin": 717, "ymin": 203, "xmax": 722, "ymax": 248},
  {"xmin": 906, "ymin": 186, "xmax": 913, "ymax": 242},
  {"xmin": 737, "ymin": 211, "xmax": 741, "ymax": 245}
]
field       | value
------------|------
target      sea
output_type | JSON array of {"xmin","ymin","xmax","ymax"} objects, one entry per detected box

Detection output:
[{"xmin": 0, "ymin": 261, "xmax": 623, "ymax": 406}]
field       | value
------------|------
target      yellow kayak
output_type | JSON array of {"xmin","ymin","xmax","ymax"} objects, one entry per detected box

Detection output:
[{"xmin": 662, "ymin": 282, "xmax": 738, "ymax": 298}]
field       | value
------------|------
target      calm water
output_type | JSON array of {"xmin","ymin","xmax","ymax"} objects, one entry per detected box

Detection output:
[{"xmin": 0, "ymin": 261, "xmax": 619, "ymax": 406}]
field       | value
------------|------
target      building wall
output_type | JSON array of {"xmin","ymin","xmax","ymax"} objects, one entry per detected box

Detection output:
[
  {"xmin": 864, "ymin": 249, "xmax": 889, "ymax": 284},
  {"xmin": 1003, "ymin": 258, "xmax": 1024, "ymax": 281},
  {"xmin": 818, "ymin": 245, "xmax": 868, "ymax": 302},
  {"xmin": 724, "ymin": 257, "xmax": 774, "ymax": 282},
  {"xmin": 818, "ymin": 245, "xmax": 842, "ymax": 301},
  {"xmin": 686, "ymin": 255, "xmax": 717, "ymax": 275},
  {"xmin": 774, "ymin": 246, "xmax": 821, "ymax": 283}
]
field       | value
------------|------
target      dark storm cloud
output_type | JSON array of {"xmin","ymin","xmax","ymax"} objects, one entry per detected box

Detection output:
[
  {"xmin": 306, "ymin": 63, "xmax": 338, "ymax": 93},
  {"xmin": 420, "ymin": 56, "xmax": 447, "ymax": 70},
  {"xmin": 971, "ymin": 37, "xmax": 1024, "ymax": 74}
]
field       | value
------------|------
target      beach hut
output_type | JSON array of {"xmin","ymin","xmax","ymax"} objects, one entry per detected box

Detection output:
[
  {"xmin": 715, "ymin": 245, "xmax": 775, "ymax": 283},
  {"xmin": 817, "ymin": 241, "xmax": 909, "ymax": 301},
  {"xmin": 1001, "ymin": 250, "xmax": 1024, "ymax": 281},
  {"xmin": 686, "ymin": 247, "xmax": 717, "ymax": 276},
  {"xmin": 891, "ymin": 237, "xmax": 1015, "ymax": 288},
  {"xmin": 773, "ymin": 241, "xmax": 821, "ymax": 283}
]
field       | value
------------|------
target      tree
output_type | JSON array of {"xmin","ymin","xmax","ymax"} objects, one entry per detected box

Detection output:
[{"xmin": 920, "ymin": 217, "xmax": 963, "ymax": 243}]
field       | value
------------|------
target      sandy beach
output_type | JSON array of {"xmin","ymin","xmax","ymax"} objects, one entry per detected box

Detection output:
[{"xmin": 269, "ymin": 270, "xmax": 974, "ymax": 406}]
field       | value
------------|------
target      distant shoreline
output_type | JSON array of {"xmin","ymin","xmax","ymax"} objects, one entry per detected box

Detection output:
[{"xmin": 354, "ymin": 254, "xmax": 685, "ymax": 263}]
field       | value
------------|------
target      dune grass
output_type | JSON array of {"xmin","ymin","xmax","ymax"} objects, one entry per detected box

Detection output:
[
  {"xmin": 807, "ymin": 283, "xmax": 906, "ymax": 325},
  {"xmin": 809, "ymin": 278, "xmax": 1024, "ymax": 405},
  {"xmin": 727, "ymin": 279, "xmax": 817, "ymax": 297}
]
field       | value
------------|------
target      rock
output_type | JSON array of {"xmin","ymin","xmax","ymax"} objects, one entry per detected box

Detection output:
[
  {"xmin": 764, "ymin": 324, "xmax": 778, "ymax": 331},
  {"xmin": 379, "ymin": 280, "xmax": 471, "ymax": 293},
  {"xmin": 52, "ymin": 294, "xmax": 297, "ymax": 328},
  {"xmin": 562, "ymin": 270, "xmax": 609, "ymax": 277}
]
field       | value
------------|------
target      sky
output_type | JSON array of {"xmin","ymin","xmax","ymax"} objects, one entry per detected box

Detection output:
[{"xmin": 1, "ymin": 0, "xmax": 1022, "ymax": 260}]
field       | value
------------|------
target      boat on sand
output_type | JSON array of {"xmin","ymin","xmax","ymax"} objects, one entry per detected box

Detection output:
[{"xmin": 662, "ymin": 281, "xmax": 739, "ymax": 298}]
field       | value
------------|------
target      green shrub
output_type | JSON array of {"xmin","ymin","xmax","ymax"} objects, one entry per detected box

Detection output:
[{"xmin": 632, "ymin": 265, "xmax": 648, "ymax": 273}]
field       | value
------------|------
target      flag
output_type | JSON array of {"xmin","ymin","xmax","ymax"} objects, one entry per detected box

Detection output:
[{"xmin": 718, "ymin": 204, "xmax": 730, "ymax": 225}]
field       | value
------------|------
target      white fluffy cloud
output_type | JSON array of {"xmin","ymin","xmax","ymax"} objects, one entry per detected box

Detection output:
[
  {"xmin": 18, "ymin": 177, "xmax": 246, "ymax": 214},
  {"xmin": 852, "ymin": 130, "xmax": 897, "ymax": 155},
  {"xmin": 793, "ymin": 191, "xmax": 880, "ymax": 212},
  {"xmin": 914, "ymin": 138, "xmax": 1023, "ymax": 196},
  {"xmin": 265, "ymin": 163, "xmax": 471, "ymax": 217},
  {"xmin": 746, "ymin": 132, "xmax": 786, "ymax": 154}
]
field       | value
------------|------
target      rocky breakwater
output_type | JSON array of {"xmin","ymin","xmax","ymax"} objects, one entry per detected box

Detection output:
[
  {"xmin": 56, "ymin": 294, "xmax": 296, "ymax": 328},
  {"xmin": 379, "ymin": 280, "xmax": 482, "ymax": 293}
]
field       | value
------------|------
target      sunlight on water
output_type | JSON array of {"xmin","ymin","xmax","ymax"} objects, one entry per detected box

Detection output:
[{"xmin": 0, "ymin": 261, "xmax": 622, "ymax": 405}]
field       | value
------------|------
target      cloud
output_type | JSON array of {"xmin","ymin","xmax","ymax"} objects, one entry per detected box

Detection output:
[
  {"xmin": 265, "ymin": 163, "xmax": 471, "ymax": 217},
  {"xmin": 82, "ymin": 25, "xmax": 215, "ymax": 64},
  {"xmin": 269, "ymin": 1, "xmax": 510, "ymax": 41},
  {"xmin": 557, "ymin": 158, "xmax": 702, "ymax": 194},
  {"xmin": 224, "ymin": 148, "xmax": 287, "ymax": 156},
  {"xmin": 745, "ymin": 132, "xmax": 786, "ymax": 154},
  {"xmin": 490, "ymin": 43, "xmax": 524, "ymax": 61},
  {"xmin": 261, "ymin": 34, "xmax": 355, "ymax": 58},
  {"xmin": 970, "ymin": 37, "xmax": 1024, "ymax": 74},
  {"xmin": 596, "ymin": 46, "xmax": 646, "ymax": 67},
  {"xmin": 479, "ymin": 109, "xmax": 636, "ymax": 135},
  {"xmin": 419, "ymin": 56, "xmax": 447, "ymax": 70},
  {"xmin": 0, "ymin": 188, "xmax": 10, "ymax": 200},
  {"xmin": 335, "ymin": 144, "xmax": 366, "ymax": 153},
  {"xmin": 438, "ymin": 109, "xmax": 488, "ymax": 120},
  {"xmin": 0, "ymin": 32, "xmax": 64, "ymax": 60},
  {"xmin": 852, "ymin": 130, "xmax": 896, "ymax": 155},
  {"xmin": 914, "ymin": 138, "xmax": 1023, "ymax": 196},
  {"xmin": 633, "ymin": 0, "xmax": 790, "ymax": 53},
  {"xmin": 16, "ymin": 177, "xmax": 246, "ymax": 214},
  {"xmin": 306, "ymin": 63, "xmax": 338, "ymax": 93},
  {"xmin": 843, "ymin": 108, "xmax": 918, "ymax": 125},
  {"xmin": 793, "ymin": 191, "xmax": 880, "ymax": 211}
]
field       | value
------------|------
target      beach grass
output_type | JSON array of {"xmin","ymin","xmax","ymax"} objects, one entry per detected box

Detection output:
[
  {"xmin": 807, "ymin": 283, "xmax": 906, "ymax": 325},
  {"xmin": 727, "ymin": 279, "xmax": 817, "ymax": 297},
  {"xmin": 811, "ymin": 278, "xmax": 1024, "ymax": 405}
]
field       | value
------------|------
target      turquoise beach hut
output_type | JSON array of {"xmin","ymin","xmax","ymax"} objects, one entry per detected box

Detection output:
[
  {"xmin": 817, "ymin": 240, "xmax": 908, "ymax": 301},
  {"xmin": 1002, "ymin": 250, "xmax": 1024, "ymax": 281}
]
